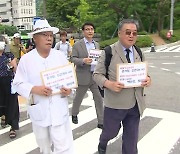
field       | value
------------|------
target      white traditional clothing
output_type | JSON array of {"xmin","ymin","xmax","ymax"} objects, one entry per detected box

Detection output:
[{"xmin": 13, "ymin": 48, "xmax": 74, "ymax": 154}]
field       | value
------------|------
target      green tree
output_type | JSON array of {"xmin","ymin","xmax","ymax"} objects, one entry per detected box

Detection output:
[
  {"xmin": 174, "ymin": 1, "xmax": 180, "ymax": 29},
  {"xmin": 46, "ymin": 0, "xmax": 80, "ymax": 29},
  {"xmin": 0, "ymin": 25, "xmax": 18, "ymax": 36}
]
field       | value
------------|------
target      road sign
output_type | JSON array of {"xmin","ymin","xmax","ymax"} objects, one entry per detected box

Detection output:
[{"xmin": 33, "ymin": 17, "xmax": 41, "ymax": 25}]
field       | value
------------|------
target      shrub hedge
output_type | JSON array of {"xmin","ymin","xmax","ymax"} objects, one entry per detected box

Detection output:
[{"xmin": 160, "ymin": 29, "xmax": 180, "ymax": 43}]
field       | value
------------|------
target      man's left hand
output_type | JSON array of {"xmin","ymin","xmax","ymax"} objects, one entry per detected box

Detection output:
[
  {"xmin": 60, "ymin": 87, "xmax": 72, "ymax": 96},
  {"xmin": 141, "ymin": 76, "xmax": 151, "ymax": 87}
]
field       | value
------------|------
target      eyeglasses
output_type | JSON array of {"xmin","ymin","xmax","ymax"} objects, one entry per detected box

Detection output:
[
  {"xmin": 125, "ymin": 31, "xmax": 137, "ymax": 36},
  {"xmin": 38, "ymin": 33, "xmax": 54, "ymax": 38}
]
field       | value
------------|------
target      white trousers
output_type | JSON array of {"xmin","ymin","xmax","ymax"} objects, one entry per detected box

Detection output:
[{"xmin": 32, "ymin": 120, "xmax": 74, "ymax": 154}]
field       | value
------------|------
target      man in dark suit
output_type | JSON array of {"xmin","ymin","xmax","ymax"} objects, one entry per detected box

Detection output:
[
  {"xmin": 93, "ymin": 19, "xmax": 151, "ymax": 154},
  {"xmin": 70, "ymin": 22, "xmax": 104, "ymax": 129}
]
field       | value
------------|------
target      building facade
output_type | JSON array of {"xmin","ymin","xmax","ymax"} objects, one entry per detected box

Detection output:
[
  {"xmin": 0, "ymin": 0, "xmax": 36, "ymax": 30},
  {"xmin": 0, "ymin": 0, "xmax": 12, "ymax": 26}
]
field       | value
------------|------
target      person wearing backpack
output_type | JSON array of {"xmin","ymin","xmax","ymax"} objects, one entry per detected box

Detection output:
[{"xmin": 93, "ymin": 19, "xmax": 151, "ymax": 154}]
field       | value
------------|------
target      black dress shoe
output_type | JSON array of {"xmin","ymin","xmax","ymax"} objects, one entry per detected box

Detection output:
[
  {"xmin": 98, "ymin": 144, "xmax": 106, "ymax": 154},
  {"xmin": 97, "ymin": 124, "xmax": 103, "ymax": 129},
  {"xmin": 72, "ymin": 115, "xmax": 78, "ymax": 124}
]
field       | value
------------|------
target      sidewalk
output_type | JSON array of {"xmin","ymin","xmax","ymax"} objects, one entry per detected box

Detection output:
[{"xmin": 150, "ymin": 33, "xmax": 166, "ymax": 46}]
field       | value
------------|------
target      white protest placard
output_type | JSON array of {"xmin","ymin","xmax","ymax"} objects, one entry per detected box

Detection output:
[
  {"xmin": 89, "ymin": 49, "xmax": 102, "ymax": 65},
  {"xmin": 117, "ymin": 62, "xmax": 147, "ymax": 88},
  {"xmin": 41, "ymin": 63, "xmax": 78, "ymax": 94}
]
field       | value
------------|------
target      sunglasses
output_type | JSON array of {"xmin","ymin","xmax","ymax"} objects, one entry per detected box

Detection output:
[{"xmin": 125, "ymin": 31, "xmax": 137, "ymax": 36}]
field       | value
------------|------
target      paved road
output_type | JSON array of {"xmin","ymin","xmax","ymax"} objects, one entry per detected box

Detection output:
[{"xmin": 0, "ymin": 45, "xmax": 180, "ymax": 154}]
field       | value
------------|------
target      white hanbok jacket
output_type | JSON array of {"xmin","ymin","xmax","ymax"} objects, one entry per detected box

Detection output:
[{"xmin": 13, "ymin": 48, "xmax": 70, "ymax": 127}]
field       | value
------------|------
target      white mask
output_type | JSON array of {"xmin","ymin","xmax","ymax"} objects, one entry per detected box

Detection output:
[{"xmin": 0, "ymin": 42, "xmax": 5, "ymax": 51}]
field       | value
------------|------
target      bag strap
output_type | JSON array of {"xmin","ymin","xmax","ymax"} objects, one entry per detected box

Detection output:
[
  {"xmin": 104, "ymin": 45, "xmax": 143, "ymax": 79},
  {"xmin": 104, "ymin": 45, "xmax": 112, "ymax": 79},
  {"xmin": 57, "ymin": 42, "xmax": 60, "ymax": 50},
  {"xmin": 133, "ymin": 45, "xmax": 143, "ymax": 61}
]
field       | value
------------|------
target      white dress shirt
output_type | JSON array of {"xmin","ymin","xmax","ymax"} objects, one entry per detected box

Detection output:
[{"xmin": 83, "ymin": 37, "xmax": 96, "ymax": 72}]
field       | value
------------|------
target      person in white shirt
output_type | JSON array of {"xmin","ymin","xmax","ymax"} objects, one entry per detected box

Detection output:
[
  {"xmin": 54, "ymin": 31, "xmax": 72, "ymax": 59},
  {"xmin": 13, "ymin": 19, "xmax": 74, "ymax": 154}
]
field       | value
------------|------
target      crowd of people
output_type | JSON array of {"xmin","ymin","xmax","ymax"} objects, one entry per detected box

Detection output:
[{"xmin": 0, "ymin": 18, "xmax": 151, "ymax": 154}]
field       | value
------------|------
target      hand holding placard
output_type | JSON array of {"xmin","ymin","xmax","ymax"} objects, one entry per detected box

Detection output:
[
  {"xmin": 41, "ymin": 63, "xmax": 78, "ymax": 94},
  {"xmin": 117, "ymin": 62, "xmax": 147, "ymax": 88}
]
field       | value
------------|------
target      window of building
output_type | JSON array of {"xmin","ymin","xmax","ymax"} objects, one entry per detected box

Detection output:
[
  {"xmin": 0, "ymin": 4, "xmax": 6, "ymax": 7},
  {"xmin": 0, "ymin": 12, "xmax": 7, "ymax": 15}
]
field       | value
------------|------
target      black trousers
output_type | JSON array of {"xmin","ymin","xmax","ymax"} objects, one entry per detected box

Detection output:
[{"xmin": 0, "ymin": 76, "xmax": 19, "ymax": 130}]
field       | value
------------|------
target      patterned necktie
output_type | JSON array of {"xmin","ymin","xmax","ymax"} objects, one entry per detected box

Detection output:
[{"xmin": 125, "ymin": 49, "xmax": 131, "ymax": 63}]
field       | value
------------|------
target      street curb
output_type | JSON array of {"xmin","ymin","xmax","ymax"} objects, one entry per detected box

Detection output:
[{"xmin": 141, "ymin": 40, "xmax": 180, "ymax": 52}]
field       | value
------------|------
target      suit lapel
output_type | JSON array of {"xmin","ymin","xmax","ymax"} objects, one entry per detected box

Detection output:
[
  {"xmin": 114, "ymin": 41, "xmax": 127, "ymax": 63},
  {"xmin": 94, "ymin": 42, "xmax": 100, "ymax": 49},
  {"xmin": 80, "ymin": 39, "xmax": 88, "ymax": 57}
]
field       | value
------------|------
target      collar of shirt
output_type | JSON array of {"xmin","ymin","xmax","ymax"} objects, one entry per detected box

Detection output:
[
  {"xmin": 121, "ymin": 45, "xmax": 134, "ymax": 63},
  {"xmin": 60, "ymin": 41, "xmax": 68, "ymax": 45},
  {"xmin": 83, "ymin": 37, "xmax": 95, "ymax": 52}
]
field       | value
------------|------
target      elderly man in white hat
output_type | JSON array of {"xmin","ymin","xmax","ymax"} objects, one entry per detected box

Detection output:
[{"xmin": 13, "ymin": 19, "xmax": 74, "ymax": 154}]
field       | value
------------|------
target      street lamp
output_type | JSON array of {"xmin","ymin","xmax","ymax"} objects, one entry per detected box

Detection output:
[{"xmin": 170, "ymin": 0, "xmax": 175, "ymax": 35}]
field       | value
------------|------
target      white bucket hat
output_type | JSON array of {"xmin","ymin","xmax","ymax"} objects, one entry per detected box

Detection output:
[
  {"xmin": 29, "ymin": 19, "xmax": 59, "ymax": 37},
  {"xmin": 13, "ymin": 33, "xmax": 21, "ymax": 38}
]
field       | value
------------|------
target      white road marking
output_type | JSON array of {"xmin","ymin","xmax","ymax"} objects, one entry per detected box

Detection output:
[
  {"xmin": 0, "ymin": 119, "xmax": 31, "ymax": 135},
  {"xmin": 173, "ymin": 56, "xmax": 180, "ymax": 58},
  {"xmin": 0, "ymin": 133, "xmax": 37, "ymax": 154},
  {"xmin": 149, "ymin": 65, "xmax": 156, "ymax": 68},
  {"xmin": 161, "ymin": 68, "xmax": 170, "ymax": 71},
  {"xmin": 162, "ymin": 63, "xmax": 176, "ymax": 65},
  {"xmin": 160, "ymin": 56, "xmax": 170, "ymax": 58},
  {"xmin": 138, "ymin": 108, "xmax": 180, "ymax": 154},
  {"xmin": 1, "ymin": 93, "xmax": 180, "ymax": 154},
  {"xmin": 175, "ymin": 72, "xmax": 180, "ymax": 75},
  {"xmin": 0, "ymin": 92, "xmax": 97, "ymax": 154}
]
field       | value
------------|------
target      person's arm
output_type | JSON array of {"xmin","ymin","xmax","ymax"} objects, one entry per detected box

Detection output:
[
  {"xmin": 93, "ymin": 49, "xmax": 124, "ymax": 92},
  {"xmin": 20, "ymin": 44, "xmax": 27, "ymax": 54},
  {"xmin": 10, "ymin": 58, "xmax": 17, "ymax": 72}
]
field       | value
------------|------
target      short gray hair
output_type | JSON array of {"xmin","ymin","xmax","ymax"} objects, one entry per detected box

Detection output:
[{"xmin": 118, "ymin": 19, "xmax": 139, "ymax": 30}]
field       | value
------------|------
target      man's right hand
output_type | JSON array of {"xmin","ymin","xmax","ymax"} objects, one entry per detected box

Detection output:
[
  {"xmin": 104, "ymin": 80, "xmax": 124, "ymax": 92},
  {"xmin": 83, "ymin": 58, "xmax": 92, "ymax": 65},
  {"xmin": 31, "ymin": 86, "xmax": 52, "ymax": 96}
]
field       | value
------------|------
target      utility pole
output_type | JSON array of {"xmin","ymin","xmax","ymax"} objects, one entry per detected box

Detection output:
[
  {"xmin": 43, "ymin": 0, "xmax": 47, "ymax": 18},
  {"xmin": 77, "ymin": 10, "xmax": 81, "ymax": 39},
  {"xmin": 170, "ymin": 0, "xmax": 175, "ymax": 35},
  {"xmin": 10, "ymin": 0, "xmax": 13, "ymax": 26}
]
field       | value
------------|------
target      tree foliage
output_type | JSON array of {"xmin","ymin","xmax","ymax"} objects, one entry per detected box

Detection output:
[
  {"xmin": 43, "ymin": 0, "xmax": 180, "ymax": 40},
  {"xmin": 46, "ymin": 0, "xmax": 80, "ymax": 30},
  {"xmin": 0, "ymin": 25, "xmax": 18, "ymax": 36}
]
